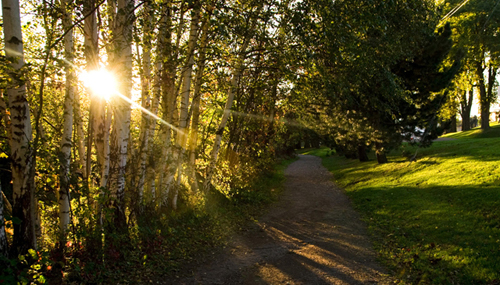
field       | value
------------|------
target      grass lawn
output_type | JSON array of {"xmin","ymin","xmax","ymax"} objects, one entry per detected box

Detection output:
[{"xmin": 301, "ymin": 125, "xmax": 500, "ymax": 284}]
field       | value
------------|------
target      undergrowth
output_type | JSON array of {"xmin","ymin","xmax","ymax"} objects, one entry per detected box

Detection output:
[{"xmin": 1, "ymin": 157, "xmax": 297, "ymax": 284}]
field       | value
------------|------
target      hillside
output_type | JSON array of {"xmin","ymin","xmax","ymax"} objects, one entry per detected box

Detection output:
[{"xmin": 302, "ymin": 129, "xmax": 500, "ymax": 284}]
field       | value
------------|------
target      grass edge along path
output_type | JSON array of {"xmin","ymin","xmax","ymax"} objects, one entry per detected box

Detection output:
[{"xmin": 300, "ymin": 131, "xmax": 500, "ymax": 284}]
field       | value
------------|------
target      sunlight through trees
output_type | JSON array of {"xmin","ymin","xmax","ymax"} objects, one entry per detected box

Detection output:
[{"xmin": 0, "ymin": 0, "xmax": 496, "ymax": 282}]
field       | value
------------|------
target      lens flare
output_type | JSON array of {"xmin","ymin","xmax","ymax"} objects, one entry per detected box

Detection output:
[{"xmin": 80, "ymin": 69, "xmax": 117, "ymax": 101}]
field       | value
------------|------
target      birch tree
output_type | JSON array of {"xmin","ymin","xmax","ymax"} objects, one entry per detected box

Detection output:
[
  {"xmin": 144, "ymin": 3, "xmax": 169, "ymax": 204},
  {"xmin": 135, "ymin": 0, "xmax": 154, "ymax": 204},
  {"xmin": 157, "ymin": 0, "xmax": 185, "ymax": 208},
  {"xmin": 108, "ymin": 0, "xmax": 134, "ymax": 228},
  {"xmin": 58, "ymin": 0, "xmax": 75, "ymax": 235},
  {"xmin": 2, "ymin": 0, "xmax": 37, "ymax": 253},
  {"xmin": 84, "ymin": 0, "xmax": 107, "ymax": 185},
  {"xmin": 170, "ymin": 0, "xmax": 201, "ymax": 210},
  {"xmin": 203, "ymin": 6, "xmax": 262, "ymax": 192},
  {"xmin": 187, "ymin": 4, "xmax": 214, "ymax": 192}
]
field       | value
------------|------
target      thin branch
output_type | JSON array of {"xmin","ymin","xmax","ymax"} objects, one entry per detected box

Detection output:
[{"xmin": 48, "ymin": 0, "xmax": 107, "ymax": 51}]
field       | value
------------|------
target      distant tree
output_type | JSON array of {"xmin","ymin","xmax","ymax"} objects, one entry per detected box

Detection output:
[
  {"xmin": 392, "ymin": 23, "xmax": 462, "ymax": 146},
  {"xmin": 293, "ymin": 0, "xmax": 460, "ymax": 163},
  {"xmin": 454, "ymin": 67, "xmax": 475, "ymax": 131},
  {"xmin": 442, "ymin": 0, "xmax": 500, "ymax": 129}
]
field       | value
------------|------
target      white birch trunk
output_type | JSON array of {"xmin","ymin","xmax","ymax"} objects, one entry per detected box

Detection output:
[
  {"xmin": 58, "ymin": 0, "xmax": 75, "ymax": 235},
  {"xmin": 84, "ymin": 0, "xmax": 107, "ymax": 181},
  {"xmin": 74, "ymin": 90, "xmax": 87, "ymax": 180},
  {"xmin": 136, "ymin": 0, "xmax": 153, "ymax": 204},
  {"xmin": 145, "ymin": 3, "xmax": 168, "ymax": 202},
  {"xmin": 171, "ymin": 3, "xmax": 200, "ymax": 210},
  {"xmin": 202, "ymin": 7, "xmax": 261, "ymax": 192},
  {"xmin": 108, "ymin": 0, "xmax": 134, "ymax": 227},
  {"xmin": 188, "ymin": 7, "xmax": 212, "ymax": 192},
  {"xmin": 2, "ymin": 0, "xmax": 37, "ymax": 253},
  {"xmin": 202, "ymin": 44, "xmax": 251, "ymax": 193},
  {"xmin": 156, "ymin": 1, "xmax": 177, "ymax": 208},
  {"xmin": 74, "ymin": 0, "xmax": 99, "ymax": 185},
  {"xmin": 97, "ymin": 106, "xmax": 111, "ymax": 226}
]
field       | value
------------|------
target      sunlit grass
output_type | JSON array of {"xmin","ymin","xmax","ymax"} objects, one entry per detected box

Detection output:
[
  {"xmin": 442, "ymin": 122, "xmax": 500, "ymax": 139},
  {"xmin": 310, "ymin": 134, "xmax": 500, "ymax": 284}
]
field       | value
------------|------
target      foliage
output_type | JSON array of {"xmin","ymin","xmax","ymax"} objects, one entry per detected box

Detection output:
[
  {"xmin": 52, "ymin": 157, "xmax": 295, "ymax": 283},
  {"xmin": 440, "ymin": 0, "xmax": 500, "ymax": 129},
  {"xmin": 0, "ymin": 249, "xmax": 52, "ymax": 284},
  {"xmin": 289, "ymin": 0, "xmax": 461, "ymax": 162}
]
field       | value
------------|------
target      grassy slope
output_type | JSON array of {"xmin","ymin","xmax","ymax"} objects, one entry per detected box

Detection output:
[{"xmin": 302, "ymin": 127, "xmax": 500, "ymax": 284}]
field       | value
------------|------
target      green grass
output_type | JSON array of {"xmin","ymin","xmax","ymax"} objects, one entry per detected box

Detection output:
[
  {"xmin": 308, "ymin": 134, "xmax": 500, "ymax": 284},
  {"xmin": 442, "ymin": 122, "xmax": 500, "ymax": 139}
]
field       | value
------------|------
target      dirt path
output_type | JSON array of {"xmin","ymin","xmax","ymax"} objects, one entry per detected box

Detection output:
[{"xmin": 177, "ymin": 155, "xmax": 393, "ymax": 284}]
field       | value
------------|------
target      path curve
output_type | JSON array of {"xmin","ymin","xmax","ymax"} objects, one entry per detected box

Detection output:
[{"xmin": 178, "ymin": 155, "xmax": 392, "ymax": 284}]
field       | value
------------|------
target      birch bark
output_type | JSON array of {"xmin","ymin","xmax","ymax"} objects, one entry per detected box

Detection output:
[
  {"xmin": 158, "ymin": 1, "xmax": 182, "ymax": 208},
  {"xmin": 136, "ymin": 0, "xmax": 153, "ymax": 204},
  {"xmin": 2, "ymin": 0, "xmax": 37, "ymax": 253},
  {"xmin": 170, "ymin": 2, "xmax": 201, "ymax": 210},
  {"xmin": 187, "ymin": 7, "xmax": 212, "ymax": 192},
  {"xmin": 58, "ymin": 0, "xmax": 75, "ymax": 234},
  {"xmin": 108, "ymin": 0, "xmax": 134, "ymax": 228}
]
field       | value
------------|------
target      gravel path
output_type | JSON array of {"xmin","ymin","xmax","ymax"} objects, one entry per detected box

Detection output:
[{"xmin": 177, "ymin": 155, "xmax": 392, "ymax": 284}]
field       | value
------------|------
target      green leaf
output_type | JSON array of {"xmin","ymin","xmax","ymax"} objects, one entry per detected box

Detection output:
[{"xmin": 28, "ymin": 249, "xmax": 37, "ymax": 259}]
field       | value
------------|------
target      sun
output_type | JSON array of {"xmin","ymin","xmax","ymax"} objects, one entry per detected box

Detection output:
[{"xmin": 80, "ymin": 69, "xmax": 117, "ymax": 101}]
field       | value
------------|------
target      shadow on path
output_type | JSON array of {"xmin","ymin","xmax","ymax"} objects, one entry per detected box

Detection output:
[{"xmin": 177, "ymin": 155, "xmax": 393, "ymax": 284}]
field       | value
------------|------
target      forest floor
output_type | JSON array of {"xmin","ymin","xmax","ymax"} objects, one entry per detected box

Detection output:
[{"xmin": 175, "ymin": 155, "xmax": 394, "ymax": 284}]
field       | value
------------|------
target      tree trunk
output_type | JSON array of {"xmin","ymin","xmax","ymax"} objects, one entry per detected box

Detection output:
[
  {"xmin": 171, "ymin": 2, "xmax": 201, "ymax": 210},
  {"xmin": 145, "ymin": 3, "xmax": 168, "ymax": 203},
  {"xmin": 486, "ymin": 64, "xmax": 497, "ymax": 125},
  {"xmin": 2, "ymin": 0, "xmax": 37, "ymax": 254},
  {"xmin": 108, "ymin": 0, "xmax": 134, "ymax": 230},
  {"xmin": 99, "ymin": 108, "xmax": 111, "ymax": 197},
  {"xmin": 136, "ymin": 0, "xmax": 153, "ymax": 205},
  {"xmin": 87, "ymin": 14, "xmax": 108, "ymax": 193},
  {"xmin": 358, "ymin": 145, "xmax": 369, "ymax": 162},
  {"xmin": 58, "ymin": 0, "xmax": 75, "ymax": 235},
  {"xmin": 375, "ymin": 143, "xmax": 387, "ymax": 164},
  {"xmin": 476, "ymin": 59, "xmax": 490, "ymax": 129},
  {"xmin": 0, "ymin": 184, "xmax": 8, "ymax": 257},
  {"xmin": 448, "ymin": 115, "xmax": 457, "ymax": 133},
  {"xmin": 157, "ymin": 1, "xmax": 183, "ymax": 209},
  {"xmin": 202, "ymin": 21, "xmax": 258, "ymax": 192},
  {"xmin": 460, "ymin": 89, "xmax": 472, "ymax": 131},
  {"xmin": 188, "ymin": 7, "xmax": 212, "ymax": 192}
]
